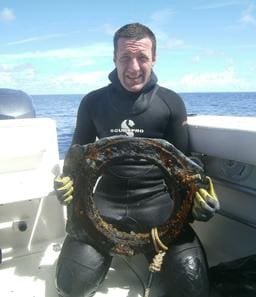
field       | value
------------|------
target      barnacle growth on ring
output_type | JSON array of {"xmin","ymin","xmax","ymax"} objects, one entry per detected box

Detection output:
[{"xmin": 63, "ymin": 136, "xmax": 205, "ymax": 256}]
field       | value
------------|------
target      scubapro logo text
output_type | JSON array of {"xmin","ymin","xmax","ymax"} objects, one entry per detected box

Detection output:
[{"xmin": 110, "ymin": 119, "xmax": 144, "ymax": 137}]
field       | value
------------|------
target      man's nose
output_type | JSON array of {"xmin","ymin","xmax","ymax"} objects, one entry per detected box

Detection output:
[{"xmin": 128, "ymin": 58, "xmax": 140, "ymax": 71}]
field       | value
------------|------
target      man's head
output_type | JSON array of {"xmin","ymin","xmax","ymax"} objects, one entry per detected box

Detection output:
[{"xmin": 113, "ymin": 23, "xmax": 156, "ymax": 92}]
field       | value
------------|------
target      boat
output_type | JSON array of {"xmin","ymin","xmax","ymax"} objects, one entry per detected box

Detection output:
[{"xmin": 0, "ymin": 88, "xmax": 255, "ymax": 297}]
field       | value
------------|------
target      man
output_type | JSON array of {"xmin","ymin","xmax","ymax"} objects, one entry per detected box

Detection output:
[{"xmin": 54, "ymin": 23, "xmax": 219, "ymax": 297}]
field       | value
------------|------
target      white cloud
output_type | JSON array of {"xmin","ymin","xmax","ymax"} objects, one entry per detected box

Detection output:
[
  {"xmin": 151, "ymin": 28, "xmax": 185, "ymax": 50},
  {"xmin": 0, "ymin": 7, "xmax": 15, "ymax": 22},
  {"xmin": 150, "ymin": 9, "xmax": 176, "ymax": 23},
  {"xmin": 4, "ymin": 31, "xmax": 80, "ymax": 46},
  {"xmin": 194, "ymin": 1, "xmax": 243, "ymax": 10},
  {"xmin": 87, "ymin": 23, "xmax": 118, "ymax": 37},
  {"xmin": 239, "ymin": 4, "xmax": 256, "ymax": 27},
  {"xmin": 162, "ymin": 68, "xmax": 251, "ymax": 92},
  {"xmin": 0, "ymin": 43, "xmax": 113, "ymax": 94},
  {"xmin": 165, "ymin": 38, "xmax": 185, "ymax": 49},
  {"xmin": 190, "ymin": 49, "xmax": 225, "ymax": 64},
  {"xmin": 0, "ymin": 63, "xmax": 35, "ymax": 73},
  {"xmin": 52, "ymin": 71, "xmax": 109, "ymax": 86},
  {"xmin": 180, "ymin": 68, "xmax": 239, "ymax": 90},
  {"xmin": 0, "ymin": 65, "xmax": 110, "ymax": 94},
  {"xmin": 40, "ymin": 70, "xmax": 110, "ymax": 94},
  {"xmin": 0, "ymin": 63, "xmax": 37, "ymax": 88},
  {"xmin": 204, "ymin": 49, "xmax": 225, "ymax": 57},
  {"xmin": 0, "ymin": 43, "xmax": 112, "ymax": 60},
  {"xmin": 191, "ymin": 55, "xmax": 201, "ymax": 63},
  {"xmin": 99, "ymin": 23, "xmax": 117, "ymax": 36}
]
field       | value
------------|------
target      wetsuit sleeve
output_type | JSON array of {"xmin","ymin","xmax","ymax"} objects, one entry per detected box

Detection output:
[
  {"xmin": 71, "ymin": 95, "xmax": 97, "ymax": 145},
  {"xmin": 163, "ymin": 92, "xmax": 190, "ymax": 155}
]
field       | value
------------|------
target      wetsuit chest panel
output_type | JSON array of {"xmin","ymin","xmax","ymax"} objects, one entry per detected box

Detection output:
[{"xmin": 91, "ymin": 86, "xmax": 170, "ymax": 139}]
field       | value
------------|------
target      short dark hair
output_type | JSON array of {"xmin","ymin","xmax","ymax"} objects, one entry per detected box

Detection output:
[{"xmin": 113, "ymin": 23, "xmax": 156, "ymax": 57}]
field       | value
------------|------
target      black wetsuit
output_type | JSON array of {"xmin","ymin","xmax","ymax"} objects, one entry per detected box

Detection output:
[{"xmin": 56, "ymin": 70, "xmax": 209, "ymax": 297}]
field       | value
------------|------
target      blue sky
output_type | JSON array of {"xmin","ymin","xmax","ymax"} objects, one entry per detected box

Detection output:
[{"xmin": 0, "ymin": 0, "xmax": 256, "ymax": 94}]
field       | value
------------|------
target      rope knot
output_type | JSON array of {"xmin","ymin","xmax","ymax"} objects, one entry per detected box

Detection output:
[{"xmin": 149, "ymin": 251, "xmax": 166, "ymax": 272}]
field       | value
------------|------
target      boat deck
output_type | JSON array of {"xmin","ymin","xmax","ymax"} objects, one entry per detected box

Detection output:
[
  {"xmin": 0, "ymin": 237, "xmax": 162, "ymax": 297},
  {"xmin": 0, "ymin": 237, "xmax": 222, "ymax": 297}
]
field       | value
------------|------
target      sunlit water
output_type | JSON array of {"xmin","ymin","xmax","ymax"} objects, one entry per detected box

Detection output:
[{"xmin": 32, "ymin": 92, "xmax": 256, "ymax": 158}]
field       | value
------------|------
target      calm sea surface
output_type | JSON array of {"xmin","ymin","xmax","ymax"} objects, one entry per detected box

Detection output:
[{"xmin": 32, "ymin": 92, "xmax": 256, "ymax": 158}]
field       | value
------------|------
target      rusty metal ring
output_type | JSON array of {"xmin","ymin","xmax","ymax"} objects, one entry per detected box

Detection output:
[{"xmin": 63, "ymin": 136, "xmax": 205, "ymax": 256}]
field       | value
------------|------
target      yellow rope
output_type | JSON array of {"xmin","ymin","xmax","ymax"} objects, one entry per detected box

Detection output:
[
  {"xmin": 143, "ymin": 228, "xmax": 169, "ymax": 297},
  {"xmin": 149, "ymin": 251, "xmax": 166, "ymax": 272},
  {"xmin": 149, "ymin": 227, "xmax": 168, "ymax": 272},
  {"xmin": 151, "ymin": 227, "xmax": 168, "ymax": 252}
]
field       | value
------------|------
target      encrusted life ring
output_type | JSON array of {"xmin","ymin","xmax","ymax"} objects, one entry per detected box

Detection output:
[{"xmin": 63, "ymin": 136, "xmax": 206, "ymax": 256}]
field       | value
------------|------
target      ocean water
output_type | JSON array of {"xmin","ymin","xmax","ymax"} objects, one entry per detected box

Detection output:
[{"xmin": 32, "ymin": 92, "xmax": 256, "ymax": 159}]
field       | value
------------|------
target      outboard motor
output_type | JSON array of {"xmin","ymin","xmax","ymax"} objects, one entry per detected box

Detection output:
[{"xmin": 0, "ymin": 88, "xmax": 35, "ymax": 119}]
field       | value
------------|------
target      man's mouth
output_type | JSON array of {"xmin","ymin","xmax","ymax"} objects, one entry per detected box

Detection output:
[{"xmin": 126, "ymin": 75, "xmax": 143, "ymax": 83}]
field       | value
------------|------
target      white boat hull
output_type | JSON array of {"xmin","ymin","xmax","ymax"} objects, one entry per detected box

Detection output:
[
  {"xmin": 189, "ymin": 116, "xmax": 256, "ymax": 266},
  {"xmin": 1, "ymin": 115, "xmax": 256, "ymax": 296}
]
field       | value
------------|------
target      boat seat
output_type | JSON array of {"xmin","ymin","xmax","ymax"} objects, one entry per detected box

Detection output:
[
  {"xmin": 0, "ymin": 117, "xmax": 59, "ymax": 197},
  {"xmin": 0, "ymin": 95, "xmax": 65, "ymax": 261}
]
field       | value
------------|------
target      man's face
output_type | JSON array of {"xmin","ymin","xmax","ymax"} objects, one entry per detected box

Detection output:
[{"xmin": 114, "ymin": 37, "xmax": 155, "ymax": 92}]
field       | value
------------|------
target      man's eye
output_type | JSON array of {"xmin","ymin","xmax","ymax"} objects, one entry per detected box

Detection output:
[
  {"xmin": 139, "ymin": 56, "xmax": 149, "ymax": 62},
  {"xmin": 120, "ymin": 56, "xmax": 130, "ymax": 62}
]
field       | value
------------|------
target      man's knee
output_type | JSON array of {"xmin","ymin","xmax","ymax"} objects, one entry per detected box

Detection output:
[
  {"xmin": 159, "ymin": 227, "xmax": 210, "ymax": 297},
  {"xmin": 55, "ymin": 236, "xmax": 112, "ymax": 297}
]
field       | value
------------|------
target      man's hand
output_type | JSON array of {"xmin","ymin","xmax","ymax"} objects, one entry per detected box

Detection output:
[
  {"xmin": 192, "ymin": 176, "xmax": 220, "ymax": 221},
  {"xmin": 54, "ymin": 176, "xmax": 73, "ymax": 205}
]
